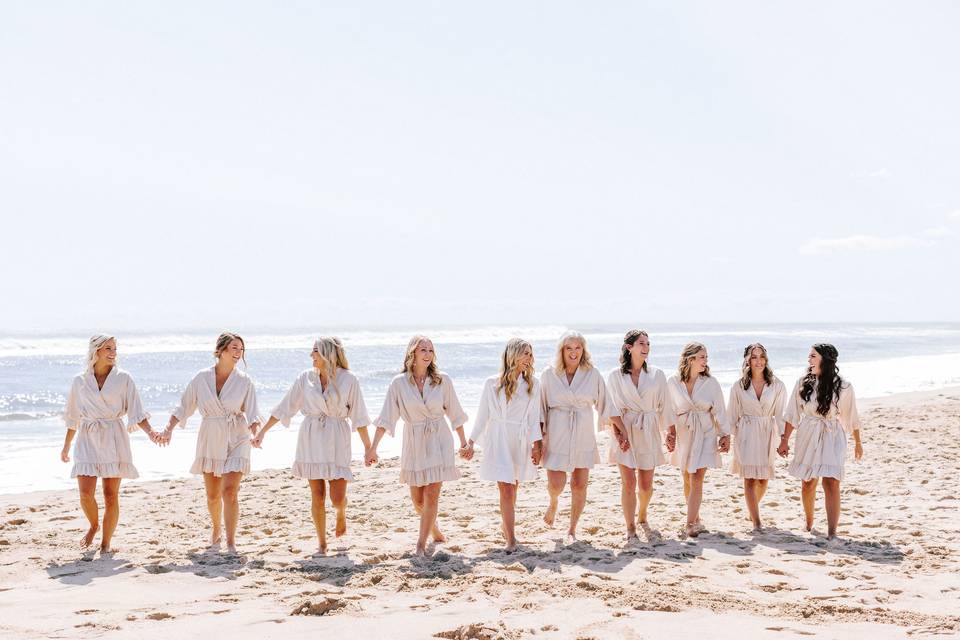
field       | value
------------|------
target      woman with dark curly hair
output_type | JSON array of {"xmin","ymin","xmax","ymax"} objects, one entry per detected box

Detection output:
[{"xmin": 777, "ymin": 344, "xmax": 864, "ymax": 539}]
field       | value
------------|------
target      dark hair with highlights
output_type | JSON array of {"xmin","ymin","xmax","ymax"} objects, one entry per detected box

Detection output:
[
  {"xmin": 800, "ymin": 343, "xmax": 843, "ymax": 416},
  {"xmin": 620, "ymin": 330, "xmax": 649, "ymax": 375},
  {"xmin": 740, "ymin": 343, "xmax": 774, "ymax": 390}
]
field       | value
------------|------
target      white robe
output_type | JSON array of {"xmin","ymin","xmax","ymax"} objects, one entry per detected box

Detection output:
[
  {"xmin": 469, "ymin": 375, "xmax": 542, "ymax": 483},
  {"xmin": 540, "ymin": 366, "xmax": 615, "ymax": 472},
  {"xmin": 727, "ymin": 378, "xmax": 787, "ymax": 479},
  {"xmin": 173, "ymin": 366, "xmax": 262, "ymax": 477},
  {"xmin": 666, "ymin": 374, "xmax": 730, "ymax": 473},
  {"xmin": 606, "ymin": 366, "xmax": 674, "ymax": 470},
  {"xmin": 784, "ymin": 378, "xmax": 860, "ymax": 481},
  {"xmin": 270, "ymin": 368, "xmax": 370, "ymax": 481},
  {"xmin": 64, "ymin": 367, "xmax": 150, "ymax": 479},
  {"xmin": 374, "ymin": 372, "xmax": 468, "ymax": 487}
]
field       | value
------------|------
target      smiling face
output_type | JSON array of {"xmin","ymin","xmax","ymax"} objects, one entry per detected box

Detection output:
[
  {"xmin": 514, "ymin": 344, "xmax": 534, "ymax": 373},
  {"xmin": 628, "ymin": 335, "xmax": 650, "ymax": 363},
  {"xmin": 415, "ymin": 340, "xmax": 435, "ymax": 369},
  {"xmin": 311, "ymin": 345, "xmax": 326, "ymax": 373},
  {"xmin": 807, "ymin": 348, "xmax": 822, "ymax": 376},
  {"xmin": 95, "ymin": 339, "xmax": 117, "ymax": 368},
  {"xmin": 749, "ymin": 347, "xmax": 767, "ymax": 375},
  {"xmin": 689, "ymin": 348, "xmax": 708, "ymax": 376},
  {"xmin": 562, "ymin": 339, "xmax": 584, "ymax": 369},
  {"xmin": 219, "ymin": 338, "xmax": 244, "ymax": 366}
]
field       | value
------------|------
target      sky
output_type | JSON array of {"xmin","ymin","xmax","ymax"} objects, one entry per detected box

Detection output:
[{"xmin": 2, "ymin": 1, "xmax": 959, "ymax": 334}]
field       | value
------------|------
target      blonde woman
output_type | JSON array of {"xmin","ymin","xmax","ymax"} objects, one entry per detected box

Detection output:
[
  {"xmin": 161, "ymin": 332, "xmax": 262, "ymax": 553},
  {"xmin": 61, "ymin": 335, "xmax": 160, "ymax": 552},
  {"xmin": 727, "ymin": 343, "xmax": 787, "ymax": 532},
  {"xmin": 606, "ymin": 330, "xmax": 674, "ymax": 542},
  {"xmin": 541, "ymin": 331, "xmax": 626, "ymax": 544},
  {"xmin": 777, "ymin": 343, "xmax": 863, "ymax": 539},
  {"xmin": 252, "ymin": 337, "xmax": 372, "ymax": 555},
  {"xmin": 369, "ymin": 335, "xmax": 469, "ymax": 557},
  {"xmin": 462, "ymin": 338, "xmax": 543, "ymax": 552},
  {"xmin": 666, "ymin": 342, "xmax": 730, "ymax": 538}
]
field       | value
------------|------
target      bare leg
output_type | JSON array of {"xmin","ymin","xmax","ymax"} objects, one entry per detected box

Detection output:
[
  {"xmin": 682, "ymin": 470, "xmax": 691, "ymax": 501},
  {"xmin": 203, "ymin": 473, "xmax": 224, "ymax": 547},
  {"xmin": 744, "ymin": 478, "xmax": 761, "ymax": 530},
  {"xmin": 618, "ymin": 465, "xmax": 638, "ymax": 538},
  {"xmin": 409, "ymin": 485, "xmax": 444, "ymax": 543},
  {"xmin": 821, "ymin": 477, "xmax": 841, "ymax": 538},
  {"xmin": 756, "ymin": 478, "xmax": 768, "ymax": 504},
  {"xmin": 801, "ymin": 478, "xmax": 819, "ymax": 532},
  {"xmin": 544, "ymin": 470, "xmax": 567, "ymax": 526},
  {"xmin": 221, "ymin": 471, "xmax": 242, "ymax": 553},
  {"xmin": 309, "ymin": 480, "xmax": 328, "ymax": 554},
  {"xmin": 415, "ymin": 482, "xmax": 442, "ymax": 555},
  {"xmin": 637, "ymin": 469, "xmax": 654, "ymax": 526},
  {"xmin": 77, "ymin": 476, "xmax": 99, "ymax": 548},
  {"xmin": 100, "ymin": 478, "xmax": 121, "ymax": 552},
  {"xmin": 568, "ymin": 468, "xmax": 589, "ymax": 539},
  {"xmin": 498, "ymin": 482, "xmax": 518, "ymax": 551},
  {"xmin": 685, "ymin": 469, "xmax": 706, "ymax": 537},
  {"xmin": 329, "ymin": 479, "xmax": 348, "ymax": 538}
]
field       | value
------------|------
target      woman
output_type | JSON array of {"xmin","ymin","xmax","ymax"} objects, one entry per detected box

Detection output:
[
  {"xmin": 61, "ymin": 334, "xmax": 160, "ymax": 552},
  {"xmin": 541, "ymin": 330, "xmax": 627, "ymax": 545},
  {"xmin": 727, "ymin": 343, "xmax": 786, "ymax": 532},
  {"xmin": 252, "ymin": 337, "xmax": 373, "ymax": 555},
  {"xmin": 666, "ymin": 342, "xmax": 730, "ymax": 538},
  {"xmin": 777, "ymin": 343, "xmax": 863, "ymax": 539},
  {"xmin": 462, "ymin": 338, "xmax": 543, "ymax": 552},
  {"xmin": 606, "ymin": 330, "xmax": 674, "ymax": 542},
  {"xmin": 161, "ymin": 332, "xmax": 262, "ymax": 553},
  {"xmin": 369, "ymin": 335, "xmax": 469, "ymax": 557}
]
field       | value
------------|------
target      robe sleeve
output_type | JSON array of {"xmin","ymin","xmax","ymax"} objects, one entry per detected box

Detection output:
[
  {"xmin": 594, "ymin": 370, "xmax": 617, "ymax": 433},
  {"xmin": 271, "ymin": 373, "xmax": 306, "ymax": 428},
  {"xmin": 539, "ymin": 373, "xmax": 550, "ymax": 432},
  {"xmin": 241, "ymin": 377, "xmax": 263, "ymax": 427},
  {"xmin": 468, "ymin": 380, "xmax": 493, "ymax": 446},
  {"xmin": 527, "ymin": 381, "xmax": 543, "ymax": 444},
  {"xmin": 656, "ymin": 372, "xmax": 676, "ymax": 432},
  {"xmin": 772, "ymin": 380, "xmax": 787, "ymax": 436},
  {"xmin": 63, "ymin": 377, "xmax": 82, "ymax": 431},
  {"xmin": 602, "ymin": 371, "xmax": 622, "ymax": 428},
  {"xmin": 710, "ymin": 379, "xmax": 731, "ymax": 435},
  {"xmin": 839, "ymin": 383, "xmax": 861, "ymax": 435},
  {"xmin": 726, "ymin": 384, "xmax": 741, "ymax": 436},
  {"xmin": 373, "ymin": 379, "xmax": 401, "ymax": 437},
  {"xmin": 124, "ymin": 374, "xmax": 151, "ymax": 433},
  {"xmin": 345, "ymin": 375, "xmax": 371, "ymax": 430},
  {"xmin": 783, "ymin": 378, "xmax": 803, "ymax": 427},
  {"xmin": 442, "ymin": 375, "xmax": 468, "ymax": 428},
  {"xmin": 172, "ymin": 375, "xmax": 200, "ymax": 428}
]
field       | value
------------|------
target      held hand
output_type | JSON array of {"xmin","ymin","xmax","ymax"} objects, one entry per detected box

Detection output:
[
  {"xmin": 531, "ymin": 441, "xmax": 542, "ymax": 466},
  {"xmin": 159, "ymin": 428, "xmax": 174, "ymax": 446},
  {"xmin": 539, "ymin": 434, "xmax": 548, "ymax": 465},
  {"xmin": 718, "ymin": 435, "xmax": 730, "ymax": 453},
  {"xmin": 776, "ymin": 436, "xmax": 789, "ymax": 458},
  {"xmin": 618, "ymin": 433, "xmax": 630, "ymax": 452},
  {"xmin": 854, "ymin": 441, "xmax": 863, "ymax": 460},
  {"xmin": 364, "ymin": 447, "xmax": 379, "ymax": 466},
  {"xmin": 60, "ymin": 447, "xmax": 70, "ymax": 463},
  {"xmin": 248, "ymin": 423, "xmax": 259, "ymax": 436},
  {"xmin": 147, "ymin": 429, "xmax": 163, "ymax": 445},
  {"xmin": 458, "ymin": 443, "xmax": 473, "ymax": 460},
  {"xmin": 665, "ymin": 431, "xmax": 676, "ymax": 453},
  {"xmin": 251, "ymin": 431, "xmax": 265, "ymax": 449}
]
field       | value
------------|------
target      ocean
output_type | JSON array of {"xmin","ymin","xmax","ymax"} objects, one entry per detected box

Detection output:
[{"xmin": 1, "ymin": 323, "xmax": 958, "ymax": 495}]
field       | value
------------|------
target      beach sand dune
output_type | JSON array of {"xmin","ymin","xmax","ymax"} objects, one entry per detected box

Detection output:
[{"xmin": 1, "ymin": 389, "xmax": 957, "ymax": 639}]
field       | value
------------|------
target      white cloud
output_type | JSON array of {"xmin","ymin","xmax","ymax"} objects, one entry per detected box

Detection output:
[{"xmin": 799, "ymin": 227, "xmax": 952, "ymax": 254}]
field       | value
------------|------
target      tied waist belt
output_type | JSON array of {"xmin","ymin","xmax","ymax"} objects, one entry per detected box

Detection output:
[
  {"xmin": 205, "ymin": 413, "xmax": 248, "ymax": 430},
  {"xmin": 801, "ymin": 415, "xmax": 844, "ymax": 449},
  {"xmin": 408, "ymin": 416, "xmax": 447, "ymax": 466},
  {"xmin": 302, "ymin": 414, "xmax": 349, "ymax": 426},
  {"xmin": 621, "ymin": 409, "xmax": 659, "ymax": 465},
  {"xmin": 549, "ymin": 405, "xmax": 592, "ymax": 461},
  {"xmin": 674, "ymin": 409, "xmax": 715, "ymax": 471},
  {"xmin": 77, "ymin": 417, "xmax": 125, "ymax": 430}
]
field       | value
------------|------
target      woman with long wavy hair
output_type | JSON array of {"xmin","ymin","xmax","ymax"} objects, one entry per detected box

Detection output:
[
  {"xmin": 666, "ymin": 342, "xmax": 730, "ymax": 538},
  {"xmin": 727, "ymin": 343, "xmax": 786, "ymax": 532},
  {"xmin": 369, "ymin": 335, "xmax": 469, "ymax": 556},
  {"xmin": 161, "ymin": 332, "xmax": 262, "ymax": 553},
  {"xmin": 540, "ymin": 331, "xmax": 627, "ymax": 545},
  {"xmin": 61, "ymin": 335, "xmax": 161, "ymax": 552},
  {"xmin": 777, "ymin": 344, "xmax": 863, "ymax": 539},
  {"xmin": 251, "ymin": 337, "xmax": 372, "ymax": 555},
  {"xmin": 606, "ymin": 330, "xmax": 674, "ymax": 542},
  {"xmin": 462, "ymin": 338, "xmax": 543, "ymax": 552}
]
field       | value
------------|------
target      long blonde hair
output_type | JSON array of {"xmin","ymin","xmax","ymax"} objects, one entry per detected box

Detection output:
[
  {"xmin": 553, "ymin": 330, "xmax": 593, "ymax": 374},
  {"xmin": 402, "ymin": 335, "xmax": 442, "ymax": 386},
  {"xmin": 214, "ymin": 332, "xmax": 246, "ymax": 366},
  {"xmin": 678, "ymin": 341, "xmax": 710, "ymax": 382},
  {"xmin": 497, "ymin": 338, "xmax": 535, "ymax": 402},
  {"xmin": 314, "ymin": 337, "xmax": 349, "ymax": 394},
  {"xmin": 86, "ymin": 334, "xmax": 116, "ymax": 372}
]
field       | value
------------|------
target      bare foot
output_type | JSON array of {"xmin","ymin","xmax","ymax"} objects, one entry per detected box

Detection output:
[
  {"xmin": 99, "ymin": 545, "xmax": 117, "ymax": 554},
  {"xmin": 431, "ymin": 524, "xmax": 446, "ymax": 544},
  {"xmin": 414, "ymin": 544, "xmax": 428, "ymax": 557},
  {"xmin": 335, "ymin": 510, "xmax": 347, "ymax": 538},
  {"xmin": 543, "ymin": 500, "xmax": 558, "ymax": 527},
  {"xmin": 225, "ymin": 543, "xmax": 238, "ymax": 555},
  {"xmin": 625, "ymin": 531, "xmax": 640, "ymax": 545},
  {"xmin": 504, "ymin": 539, "xmax": 518, "ymax": 553},
  {"xmin": 210, "ymin": 530, "xmax": 222, "ymax": 548},
  {"xmin": 640, "ymin": 522, "xmax": 661, "ymax": 542},
  {"xmin": 315, "ymin": 543, "xmax": 328, "ymax": 556},
  {"xmin": 685, "ymin": 523, "xmax": 700, "ymax": 538},
  {"xmin": 563, "ymin": 533, "xmax": 578, "ymax": 546},
  {"xmin": 80, "ymin": 525, "xmax": 99, "ymax": 549}
]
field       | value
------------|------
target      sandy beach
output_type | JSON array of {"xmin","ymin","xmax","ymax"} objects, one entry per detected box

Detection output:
[{"xmin": 1, "ymin": 387, "xmax": 957, "ymax": 639}]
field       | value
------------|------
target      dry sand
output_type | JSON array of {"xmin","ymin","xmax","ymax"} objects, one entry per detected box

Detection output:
[{"xmin": 1, "ymin": 387, "xmax": 958, "ymax": 639}]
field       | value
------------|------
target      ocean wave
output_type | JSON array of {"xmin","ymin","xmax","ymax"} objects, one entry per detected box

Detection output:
[{"xmin": 0, "ymin": 411, "xmax": 59, "ymax": 422}]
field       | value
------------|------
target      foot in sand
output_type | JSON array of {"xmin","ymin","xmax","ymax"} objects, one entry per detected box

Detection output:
[
  {"xmin": 80, "ymin": 525, "xmax": 99, "ymax": 549},
  {"xmin": 563, "ymin": 533, "xmax": 578, "ymax": 546},
  {"xmin": 335, "ymin": 510, "xmax": 347, "ymax": 538},
  {"xmin": 431, "ymin": 525, "xmax": 446, "ymax": 544},
  {"xmin": 544, "ymin": 500, "xmax": 558, "ymax": 527},
  {"xmin": 685, "ymin": 523, "xmax": 700, "ymax": 538}
]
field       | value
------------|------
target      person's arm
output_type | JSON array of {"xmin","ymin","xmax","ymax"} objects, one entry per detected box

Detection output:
[
  {"xmin": 61, "ymin": 429, "xmax": 75, "ymax": 463},
  {"xmin": 252, "ymin": 415, "xmax": 281, "ymax": 448}
]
